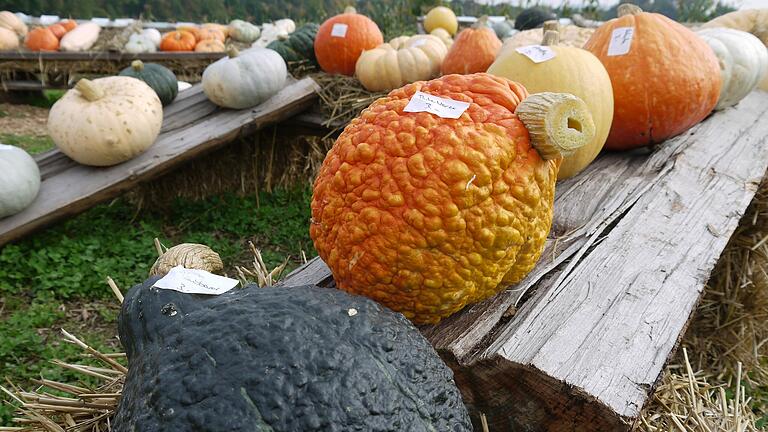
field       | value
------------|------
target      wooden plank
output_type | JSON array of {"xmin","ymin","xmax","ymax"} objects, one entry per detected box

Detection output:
[
  {"xmin": 277, "ymin": 91, "xmax": 768, "ymax": 430},
  {"xmin": 1, "ymin": 77, "xmax": 318, "ymax": 246},
  {"xmin": 0, "ymin": 51, "xmax": 226, "ymax": 62}
]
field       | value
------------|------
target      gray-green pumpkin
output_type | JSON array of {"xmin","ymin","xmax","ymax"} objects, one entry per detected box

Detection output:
[
  {"xmin": 119, "ymin": 60, "xmax": 178, "ymax": 106},
  {"xmin": 267, "ymin": 23, "xmax": 319, "ymax": 64}
]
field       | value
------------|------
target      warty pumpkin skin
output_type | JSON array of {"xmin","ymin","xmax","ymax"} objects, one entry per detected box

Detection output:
[
  {"xmin": 441, "ymin": 18, "xmax": 502, "ymax": 75},
  {"xmin": 584, "ymin": 4, "xmax": 721, "ymax": 150},
  {"xmin": 355, "ymin": 34, "xmax": 447, "ymax": 92},
  {"xmin": 697, "ymin": 28, "xmax": 768, "ymax": 110},
  {"xmin": 314, "ymin": 10, "xmax": 383, "ymax": 76},
  {"xmin": 48, "ymin": 77, "xmax": 162, "ymax": 166},
  {"xmin": 489, "ymin": 29, "xmax": 613, "ymax": 179},
  {"xmin": 310, "ymin": 73, "xmax": 595, "ymax": 324}
]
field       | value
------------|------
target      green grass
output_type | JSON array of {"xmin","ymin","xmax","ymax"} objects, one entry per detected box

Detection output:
[
  {"xmin": 0, "ymin": 187, "xmax": 314, "ymax": 425},
  {"xmin": 0, "ymin": 133, "xmax": 55, "ymax": 154}
]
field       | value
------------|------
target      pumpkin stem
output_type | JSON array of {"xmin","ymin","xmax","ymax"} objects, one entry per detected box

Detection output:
[
  {"xmin": 149, "ymin": 243, "xmax": 224, "ymax": 276},
  {"xmin": 344, "ymin": 6, "xmax": 357, "ymax": 14},
  {"xmin": 542, "ymin": 30, "xmax": 559, "ymax": 46},
  {"xmin": 473, "ymin": 15, "xmax": 490, "ymax": 29},
  {"xmin": 618, "ymin": 3, "xmax": 643, "ymax": 16},
  {"xmin": 543, "ymin": 20, "xmax": 559, "ymax": 32},
  {"xmin": 227, "ymin": 46, "xmax": 240, "ymax": 58},
  {"xmin": 131, "ymin": 60, "xmax": 145, "ymax": 72},
  {"xmin": 515, "ymin": 92, "xmax": 595, "ymax": 161},
  {"xmin": 74, "ymin": 79, "xmax": 105, "ymax": 102}
]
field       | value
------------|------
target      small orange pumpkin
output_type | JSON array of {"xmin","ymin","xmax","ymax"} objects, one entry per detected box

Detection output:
[
  {"xmin": 197, "ymin": 27, "xmax": 225, "ymax": 42},
  {"xmin": 177, "ymin": 26, "xmax": 203, "ymax": 41},
  {"xmin": 47, "ymin": 23, "xmax": 67, "ymax": 39},
  {"xmin": 60, "ymin": 19, "xmax": 77, "ymax": 32},
  {"xmin": 441, "ymin": 16, "xmax": 502, "ymax": 75},
  {"xmin": 195, "ymin": 39, "xmax": 225, "ymax": 52},
  {"xmin": 202, "ymin": 23, "xmax": 229, "ymax": 37},
  {"xmin": 25, "ymin": 27, "xmax": 59, "ymax": 51},
  {"xmin": 584, "ymin": 4, "xmax": 721, "ymax": 149},
  {"xmin": 314, "ymin": 8, "xmax": 383, "ymax": 76},
  {"xmin": 160, "ymin": 30, "xmax": 196, "ymax": 51}
]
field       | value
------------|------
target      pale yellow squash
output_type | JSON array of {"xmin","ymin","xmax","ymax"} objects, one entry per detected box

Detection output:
[
  {"xmin": 48, "ymin": 77, "xmax": 162, "ymax": 166},
  {"xmin": 430, "ymin": 27, "xmax": 453, "ymax": 48},
  {"xmin": 355, "ymin": 35, "xmax": 447, "ymax": 92},
  {"xmin": 0, "ymin": 11, "xmax": 27, "ymax": 37},
  {"xmin": 488, "ymin": 29, "xmax": 613, "ymax": 179},
  {"xmin": 424, "ymin": 6, "xmax": 458, "ymax": 36},
  {"xmin": 702, "ymin": 9, "xmax": 768, "ymax": 90}
]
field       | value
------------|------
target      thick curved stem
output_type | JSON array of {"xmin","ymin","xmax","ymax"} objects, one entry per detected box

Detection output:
[
  {"xmin": 515, "ymin": 92, "xmax": 595, "ymax": 161},
  {"xmin": 150, "ymin": 243, "xmax": 224, "ymax": 276},
  {"xmin": 75, "ymin": 79, "xmax": 104, "ymax": 102},
  {"xmin": 344, "ymin": 6, "xmax": 357, "ymax": 14},
  {"xmin": 542, "ymin": 30, "xmax": 559, "ymax": 46},
  {"xmin": 543, "ymin": 20, "xmax": 559, "ymax": 33},
  {"xmin": 227, "ymin": 46, "xmax": 240, "ymax": 58},
  {"xmin": 618, "ymin": 3, "xmax": 643, "ymax": 16},
  {"xmin": 131, "ymin": 60, "xmax": 145, "ymax": 72}
]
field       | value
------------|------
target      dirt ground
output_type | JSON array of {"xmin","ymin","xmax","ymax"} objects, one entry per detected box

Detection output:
[{"xmin": 0, "ymin": 103, "xmax": 50, "ymax": 136}]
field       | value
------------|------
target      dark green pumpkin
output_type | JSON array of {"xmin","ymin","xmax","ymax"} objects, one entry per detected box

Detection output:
[
  {"xmin": 267, "ymin": 23, "xmax": 319, "ymax": 64},
  {"xmin": 119, "ymin": 60, "xmax": 178, "ymax": 106},
  {"xmin": 514, "ymin": 7, "xmax": 557, "ymax": 31}
]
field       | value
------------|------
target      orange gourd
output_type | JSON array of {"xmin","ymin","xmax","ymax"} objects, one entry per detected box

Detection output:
[
  {"xmin": 310, "ymin": 73, "xmax": 595, "ymax": 324},
  {"xmin": 160, "ymin": 31, "xmax": 196, "ymax": 51},
  {"xmin": 314, "ymin": 8, "xmax": 383, "ymax": 75},
  {"xmin": 25, "ymin": 27, "xmax": 59, "ymax": 51},
  {"xmin": 60, "ymin": 19, "xmax": 77, "ymax": 32},
  {"xmin": 583, "ymin": 4, "xmax": 721, "ymax": 149},
  {"xmin": 195, "ymin": 39, "xmax": 225, "ymax": 52},
  {"xmin": 48, "ymin": 24, "xmax": 67, "ymax": 39},
  {"xmin": 197, "ymin": 27, "xmax": 225, "ymax": 42},
  {"xmin": 177, "ymin": 26, "xmax": 202, "ymax": 41},
  {"xmin": 441, "ymin": 17, "xmax": 502, "ymax": 75}
]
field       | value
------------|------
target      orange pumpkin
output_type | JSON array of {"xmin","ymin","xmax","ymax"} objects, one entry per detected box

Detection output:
[
  {"xmin": 584, "ymin": 4, "xmax": 721, "ymax": 149},
  {"xmin": 160, "ymin": 30, "xmax": 196, "ymax": 51},
  {"xmin": 441, "ymin": 17, "xmax": 501, "ymax": 75},
  {"xmin": 60, "ymin": 19, "xmax": 77, "ymax": 32},
  {"xmin": 25, "ymin": 27, "xmax": 59, "ymax": 51},
  {"xmin": 195, "ymin": 39, "xmax": 225, "ymax": 52},
  {"xmin": 314, "ymin": 8, "xmax": 383, "ymax": 75},
  {"xmin": 202, "ymin": 23, "xmax": 229, "ymax": 36},
  {"xmin": 47, "ymin": 24, "xmax": 67, "ymax": 39},
  {"xmin": 197, "ymin": 27, "xmax": 225, "ymax": 42},
  {"xmin": 310, "ymin": 73, "xmax": 595, "ymax": 324}
]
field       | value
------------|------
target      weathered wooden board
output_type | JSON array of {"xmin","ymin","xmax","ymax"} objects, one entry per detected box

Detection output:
[
  {"xmin": 279, "ymin": 90, "xmax": 768, "ymax": 430},
  {"xmin": 0, "ymin": 51, "xmax": 227, "ymax": 62},
  {"xmin": 0, "ymin": 78, "xmax": 318, "ymax": 247}
]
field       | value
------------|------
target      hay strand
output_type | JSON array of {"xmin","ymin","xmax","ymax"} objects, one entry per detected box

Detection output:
[{"xmin": 311, "ymin": 72, "xmax": 386, "ymax": 135}]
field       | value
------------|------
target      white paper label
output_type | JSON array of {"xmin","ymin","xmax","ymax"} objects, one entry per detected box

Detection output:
[
  {"xmin": 403, "ymin": 91, "xmax": 470, "ymax": 119},
  {"xmin": 154, "ymin": 266, "xmax": 239, "ymax": 295},
  {"xmin": 515, "ymin": 45, "xmax": 556, "ymax": 63},
  {"xmin": 331, "ymin": 23, "xmax": 348, "ymax": 38},
  {"xmin": 607, "ymin": 27, "xmax": 634, "ymax": 56}
]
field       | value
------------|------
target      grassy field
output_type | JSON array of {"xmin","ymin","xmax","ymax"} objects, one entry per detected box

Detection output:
[{"xmin": 0, "ymin": 186, "xmax": 314, "ymax": 424}]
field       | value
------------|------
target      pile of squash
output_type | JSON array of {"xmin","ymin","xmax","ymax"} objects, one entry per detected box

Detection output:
[{"xmin": 0, "ymin": 12, "xmax": 101, "ymax": 52}]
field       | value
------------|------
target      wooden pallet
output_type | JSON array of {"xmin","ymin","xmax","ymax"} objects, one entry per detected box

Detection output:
[
  {"xmin": 277, "ymin": 91, "xmax": 768, "ymax": 431},
  {"xmin": 0, "ymin": 77, "xmax": 318, "ymax": 247}
]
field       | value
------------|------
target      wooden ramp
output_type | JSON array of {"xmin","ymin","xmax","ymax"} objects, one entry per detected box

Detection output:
[
  {"xmin": 0, "ymin": 77, "xmax": 318, "ymax": 247},
  {"xmin": 278, "ymin": 90, "xmax": 768, "ymax": 431}
]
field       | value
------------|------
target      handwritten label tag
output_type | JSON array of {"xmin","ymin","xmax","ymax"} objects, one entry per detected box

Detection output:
[
  {"xmin": 607, "ymin": 27, "xmax": 634, "ymax": 56},
  {"xmin": 515, "ymin": 45, "xmax": 556, "ymax": 63},
  {"xmin": 154, "ymin": 266, "xmax": 239, "ymax": 295},
  {"xmin": 403, "ymin": 91, "xmax": 470, "ymax": 119},
  {"xmin": 331, "ymin": 23, "xmax": 348, "ymax": 38}
]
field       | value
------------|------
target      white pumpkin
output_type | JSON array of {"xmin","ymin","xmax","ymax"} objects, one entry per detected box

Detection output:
[
  {"xmin": 0, "ymin": 27, "xmax": 19, "ymax": 50},
  {"xmin": 430, "ymin": 27, "xmax": 453, "ymax": 48},
  {"xmin": 202, "ymin": 47, "xmax": 287, "ymax": 109},
  {"xmin": 60, "ymin": 22, "xmax": 101, "ymax": 52},
  {"xmin": 0, "ymin": 144, "xmax": 40, "ymax": 218},
  {"xmin": 356, "ymin": 35, "xmax": 448, "ymax": 92},
  {"xmin": 229, "ymin": 19, "xmax": 260, "ymax": 43},
  {"xmin": 124, "ymin": 33, "xmax": 156, "ymax": 53},
  {"xmin": 48, "ymin": 77, "xmax": 163, "ymax": 166},
  {"xmin": 252, "ymin": 23, "xmax": 288, "ymax": 47},
  {"xmin": 273, "ymin": 18, "xmax": 296, "ymax": 34},
  {"xmin": 0, "ymin": 11, "xmax": 27, "ymax": 37},
  {"xmin": 697, "ymin": 28, "xmax": 768, "ymax": 110},
  {"xmin": 140, "ymin": 28, "xmax": 162, "ymax": 47}
]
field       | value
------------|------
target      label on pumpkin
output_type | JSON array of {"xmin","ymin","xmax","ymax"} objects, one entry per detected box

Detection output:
[
  {"xmin": 515, "ymin": 45, "xmax": 556, "ymax": 63},
  {"xmin": 331, "ymin": 23, "xmax": 348, "ymax": 38},
  {"xmin": 403, "ymin": 91, "xmax": 470, "ymax": 119},
  {"xmin": 607, "ymin": 27, "xmax": 634, "ymax": 56},
  {"xmin": 154, "ymin": 266, "xmax": 239, "ymax": 295}
]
